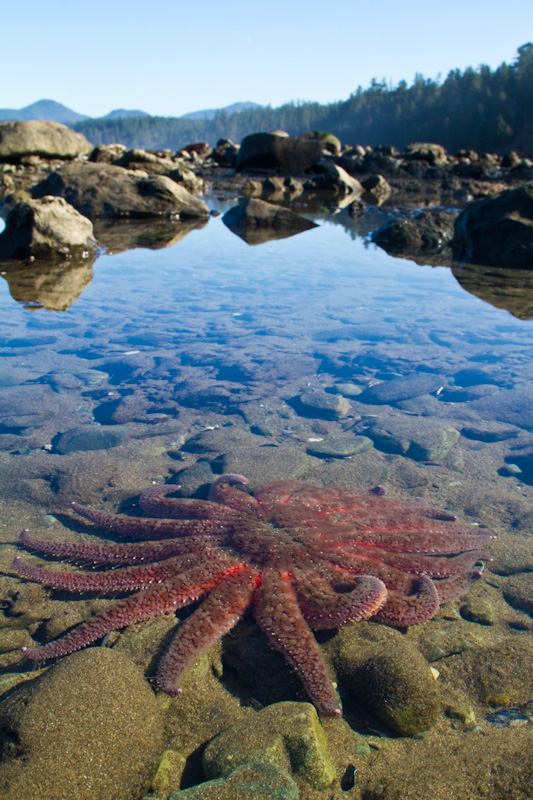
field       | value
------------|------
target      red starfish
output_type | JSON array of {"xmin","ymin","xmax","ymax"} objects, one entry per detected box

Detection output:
[{"xmin": 14, "ymin": 474, "xmax": 492, "ymax": 716}]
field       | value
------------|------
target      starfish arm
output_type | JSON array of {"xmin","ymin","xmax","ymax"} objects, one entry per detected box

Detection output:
[
  {"xmin": 253, "ymin": 569, "xmax": 342, "ymax": 717},
  {"xmin": 207, "ymin": 474, "xmax": 259, "ymax": 513},
  {"xmin": 14, "ymin": 554, "xmax": 196, "ymax": 592},
  {"xmin": 341, "ymin": 546, "xmax": 490, "ymax": 579},
  {"xmin": 71, "ymin": 503, "xmax": 225, "ymax": 540},
  {"xmin": 156, "ymin": 564, "xmax": 256, "ymax": 696},
  {"xmin": 373, "ymin": 575, "xmax": 440, "ymax": 626},
  {"xmin": 21, "ymin": 566, "xmax": 238, "ymax": 663},
  {"xmin": 340, "ymin": 526, "xmax": 494, "ymax": 555},
  {"xmin": 434, "ymin": 570, "xmax": 483, "ymax": 604},
  {"xmin": 295, "ymin": 572, "xmax": 388, "ymax": 629},
  {"xmin": 18, "ymin": 529, "xmax": 227, "ymax": 566}
]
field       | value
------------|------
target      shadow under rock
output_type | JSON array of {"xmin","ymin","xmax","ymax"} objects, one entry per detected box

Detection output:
[
  {"xmin": 93, "ymin": 216, "xmax": 208, "ymax": 254},
  {"xmin": 0, "ymin": 253, "xmax": 98, "ymax": 311},
  {"xmin": 452, "ymin": 262, "xmax": 533, "ymax": 320}
]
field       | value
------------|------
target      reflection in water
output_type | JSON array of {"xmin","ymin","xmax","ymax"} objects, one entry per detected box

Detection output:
[
  {"xmin": 0, "ymin": 254, "xmax": 97, "ymax": 311},
  {"xmin": 93, "ymin": 216, "xmax": 209, "ymax": 254},
  {"xmin": 452, "ymin": 263, "xmax": 533, "ymax": 320}
]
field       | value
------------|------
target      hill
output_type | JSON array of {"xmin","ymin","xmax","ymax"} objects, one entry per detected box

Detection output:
[
  {"xmin": 181, "ymin": 101, "xmax": 263, "ymax": 120},
  {"xmin": 0, "ymin": 99, "xmax": 89, "ymax": 124}
]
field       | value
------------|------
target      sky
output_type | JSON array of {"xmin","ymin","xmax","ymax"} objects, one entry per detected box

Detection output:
[{"xmin": 2, "ymin": 0, "xmax": 532, "ymax": 118}]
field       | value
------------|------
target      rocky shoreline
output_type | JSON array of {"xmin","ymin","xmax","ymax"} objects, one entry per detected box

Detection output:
[{"xmin": 1, "ymin": 120, "xmax": 533, "ymax": 268}]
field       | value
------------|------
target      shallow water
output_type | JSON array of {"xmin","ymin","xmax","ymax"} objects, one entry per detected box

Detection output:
[{"xmin": 0, "ymin": 204, "xmax": 532, "ymax": 798}]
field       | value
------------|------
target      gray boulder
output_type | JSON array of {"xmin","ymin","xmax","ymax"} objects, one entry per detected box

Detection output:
[
  {"xmin": 0, "ymin": 196, "xmax": 96, "ymax": 259},
  {"xmin": 0, "ymin": 121, "xmax": 92, "ymax": 161},
  {"xmin": 32, "ymin": 162, "xmax": 209, "ymax": 219},
  {"xmin": 371, "ymin": 210, "xmax": 456, "ymax": 264},
  {"xmin": 361, "ymin": 174, "xmax": 392, "ymax": 204},
  {"xmin": 404, "ymin": 142, "xmax": 448, "ymax": 166},
  {"xmin": 223, "ymin": 198, "xmax": 317, "ymax": 245},
  {"xmin": 453, "ymin": 182, "xmax": 533, "ymax": 267},
  {"xmin": 237, "ymin": 132, "xmax": 322, "ymax": 173}
]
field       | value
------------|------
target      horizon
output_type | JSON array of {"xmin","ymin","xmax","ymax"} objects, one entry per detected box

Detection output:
[{"xmin": 2, "ymin": 0, "xmax": 532, "ymax": 118}]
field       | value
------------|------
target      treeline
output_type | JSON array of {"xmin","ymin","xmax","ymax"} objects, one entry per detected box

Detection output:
[{"xmin": 74, "ymin": 44, "xmax": 533, "ymax": 155}]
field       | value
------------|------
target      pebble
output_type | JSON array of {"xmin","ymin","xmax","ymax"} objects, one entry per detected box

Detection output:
[
  {"xmin": 306, "ymin": 435, "xmax": 373, "ymax": 458},
  {"xmin": 54, "ymin": 424, "xmax": 130, "ymax": 453}
]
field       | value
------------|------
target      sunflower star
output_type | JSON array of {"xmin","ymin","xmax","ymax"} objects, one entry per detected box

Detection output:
[{"xmin": 13, "ymin": 474, "xmax": 492, "ymax": 717}]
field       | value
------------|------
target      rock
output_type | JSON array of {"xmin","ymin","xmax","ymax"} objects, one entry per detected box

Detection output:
[
  {"xmin": 459, "ymin": 598, "xmax": 496, "ymax": 625},
  {"xmin": 169, "ymin": 763, "xmax": 298, "ymax": 800},
  {"xmin": 371, "ymin": 210, "xmax": 456, "ymax": 262},
  {"xmin": 150, "ymin": 749, "xmax": 186, "ymax": 798},
  {"xmin": 300, "ymin": 130, "xmax": 341, "ymax": 155},
  {"xmin": 297, "ymin": 389, "xmax": 351, "ymax": 419},
  {"xmin": 88, "ymin": 143, "xmax": 128, "ymax": 163},
  {"xmin": 329, "ymin": 624, "xmax": 441, "ymax": 735},
  {"xmin": 361, "ymin": 174, "xmax": 392, "ymax": 204},
  {"xmin": 503, "ymin": 573, "xmax": 533, "ymax": 615},
  {"xmin": 361, "ymin": 373, "xmax": 446, "ymax": 404},
  {"xmin": 203, "ymin": 702, "xmax": 335, "ymax": 790},
  {"xmin": 223, "ymin": 198, "xmax": 317, "ymax": 245},
  {"xmin": 313, "ymin": 164, "xmax": 363, "ymax": 196},
  {"xmin": 450, "ymin": 638, "xmax": 533, "ymax": 707},
  {"xmin": 0, "ymin": 121, "xmax": 92, "ymax": 161},
  {"xmin": 237, "ymin": 132, "xmax": 322, "ymax": 173},
  {"xmin": 0, "ymin": 385, "xmax": 59, "ymax": 431},
  {"xmin": 0, "ymin": 196, "xmax": 96, "ymax": 259},
  {"xmin": 404, "ymin": 142, "xmax": 448, "ymax": 166},
  {"xmin": 212, "ymin": 138, "xmax": 240, "ymax": 166},
  {"xmin": 306, "ymin": 435, "xmax": 373, "ymax": 458},
  {"xmin": 0, "ymin": 648, "xmax": 164, "ymax": 800},
  {"xmin": 367, "ymin": 415, "xmax": 460, "ymax": 462},
  {"xmin": 32, "ymin": 162, "xmax": 209, "ymax": 219},
  {"xmin": 54, "ymin": 424, "xmax": 130, "ymax": 453},
  {"xmin": 452, "ymin": 182, "xmax": 533, "ymax": 267}
]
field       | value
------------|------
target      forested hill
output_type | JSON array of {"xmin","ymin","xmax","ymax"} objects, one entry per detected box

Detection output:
[{"xmin": 74, "ymin": 44, "xmax": 533, "ymax": 156}]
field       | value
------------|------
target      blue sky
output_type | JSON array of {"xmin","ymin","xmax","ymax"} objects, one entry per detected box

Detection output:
[{"xmin": 3, "ymin": 0, "xmax": 532, "ymax": 118}]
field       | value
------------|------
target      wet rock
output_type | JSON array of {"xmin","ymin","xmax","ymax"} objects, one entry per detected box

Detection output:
[
  {"xmin": 469, "ymin": 389, "xmax": 533, "ymax": 429},
  {"xmin": 0, "ymin": 121, "xmax": 92, "ymax": 161},
  {"xmin": 181, "ymin": 427, "xmax": 262, "ymax": 455},
  {"xmin": 404, "ymin": 142, "xmax": 448, "ymax": 166},
  {"xmin": 459, "ymin": 598, "xmax": 496, "ymax": 625},
  {"xmin": 296, "ymin": 389, "xmax": 351, "ymax": 419},
  {"xmin": 450, "ymin": 638, "xmax": 533, "ymax": 707},
  {"xmin": 237, "ymin": 132, "xmax": 322, "ymax": 173},
  {"xmin": 32, "ymin": 162, "xmax": 209, "ymax": 220},
  {"xmin": 329, "ymin": 623, "xmax": 440, "ymax": 735},
  {"xmin": 0, "ymin": 196, "xmax": 96, "ymax": 260},
  {"xmin": 367, "ymin": 415, "xmax": 460, "ymax": 462},
  {"xmin": 218, "ymin": 445, "xmax": 309, "ymax": 486},
  {"xmin": 223, "ymin": 198, "xmax": 317, "ymax": 245},
  {"xmin": 371, "ymin": 210, "xmax": 455, "ymax": 262},
  {"xmin": 360, "ymin": 373, "xmax": 446, "ymax": 404},
  {"xmin": 0, "ymin": 648, "xmax": 165, "ymax": 800},
  {"xmin": 306, "ymin": 435, "xmax": 373, "ymax": 458},
  {"xmin": 503, "ymin": 573, "xmax": 533, "ymax": 616},
  {"xmin": 169, "ymin": 763, "xmax": 298, "ymax": 800},
  {"xmin": 54, "ymin": 424, "xmax": 130, "ymax": 453},
  {"xmin": 361, "ymin": 174, "xmax": 392, "ymax": 204},
  {"xmin": 0, "ymin": 385, "xmax": 59, "ymax": 431},
  {"xmin": 300, "ymin": 130, "xmax": 341, "ymax": 155},
  {"xmin": 212, "ymin": 138, "xmax": 240, "ymax": 166},
  {"xmin": 312, "ymin": 165, "xmax": 363, "ymax": 196},
  {"xmin": 453, "ymin": 182, "xmax": 533, "ymax": 267},
  {"xmin": 172, "ymin": 461, "xmax": 216, "ymax": 496},
  {"xmin": 150, "ymin": 749, "xmax": 186, "ymax": 798},
  {"xmin": 203, "ymin": 702, "xmax": 335, "ymax": 790}
]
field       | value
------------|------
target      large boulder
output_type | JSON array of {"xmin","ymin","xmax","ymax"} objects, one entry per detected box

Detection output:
[
  {"xmin": 236, "ymin": 132, "xmax": 322, "ymax": 173},
  {"xmin": 299, "ymin": 130, "xmax": 341, "ymax": 155},
  {"xmin": 222, "ymin": 197, "xmax": 317, "ymax": 245},
  {"xmin": 32, "ymin": 162, "xmax": 209, "ymax": 219},
  {"xmin": 0, "ymin": 121, "xmax": 92, "ymax": 161},
  {"xmin": 0, "ymin": 196, "xmax": 96, "ymax": 260},
  {"xmin": 404, "ymin": 142, "xmax": 448, "ymax": 166},
  {"xmin": 371, "ymin": 210, "xmax": 456, "ymax": 264},
  {"xmin": 452, "ymin": 182, "xmax": 533, "ymax": 267}
]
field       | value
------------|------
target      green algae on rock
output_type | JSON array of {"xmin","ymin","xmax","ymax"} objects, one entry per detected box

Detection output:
[{"xmin": 203, "ymin": 701, "xmax": 336, "ymax": 791}]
